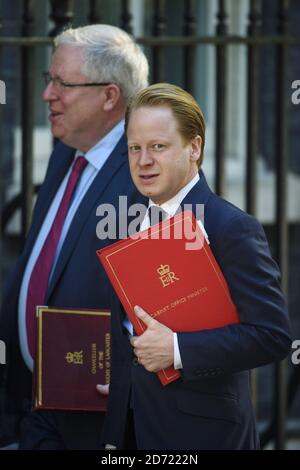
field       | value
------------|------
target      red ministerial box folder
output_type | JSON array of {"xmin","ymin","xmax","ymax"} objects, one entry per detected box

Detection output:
[
  {"xmin": 97, "ymin": 211, "xmax": 239, "ymax": 386},
  {"xmin": 34, "ymin": 306, "xmax": 111, "ymax": 411}
]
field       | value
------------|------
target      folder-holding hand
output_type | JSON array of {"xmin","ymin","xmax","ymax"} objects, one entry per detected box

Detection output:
[{"xmin": 96, "ymin": 384, "xmax": 109, "ymax": 395}]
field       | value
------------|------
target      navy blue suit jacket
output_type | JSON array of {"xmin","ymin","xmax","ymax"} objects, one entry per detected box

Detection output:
[
  {"xmin": 0, "ymin": 134, "xmax": 146, "ymax": 446},
  {"xmin": 103, "ymin": 171, "xmax": 291, "ymax": 450}
]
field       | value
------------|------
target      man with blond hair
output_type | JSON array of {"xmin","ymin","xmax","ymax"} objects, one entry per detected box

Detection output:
[{"xmin": 103, "ymin": 83, "xmax": 291, "ymax": 449}]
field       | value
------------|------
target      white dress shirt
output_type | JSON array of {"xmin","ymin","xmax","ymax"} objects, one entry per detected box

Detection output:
[{"xmin": 19, "ymin": 120, "xmax": 125, "ymax": 371}]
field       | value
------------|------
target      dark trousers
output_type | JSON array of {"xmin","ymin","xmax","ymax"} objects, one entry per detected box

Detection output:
[
  {"xmin": 122, "ymin": 408, "xmax": 137, "ymax": 450},
  {"xmin": 19, "ymin": 405, "xmax": 105, "ymax": 450}
]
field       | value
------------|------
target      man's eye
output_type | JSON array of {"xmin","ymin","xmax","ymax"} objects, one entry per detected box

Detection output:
[
  {"xmin": 153, "ymin": 144, "xmax": 164, "ymax": 150},
  {"xmin": 59, "ymin": 80, "xmax": 72, "ymax": 88},
  {"xmin": 129, "ymin": 145, "xmax": 140, "ymax": 152}
]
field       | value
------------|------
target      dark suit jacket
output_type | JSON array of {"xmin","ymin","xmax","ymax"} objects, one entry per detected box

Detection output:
[
  {"xmin": 0, "ymin": 134, "xmax": 146, "ymax": 448},
  {"xmin": 102, "ymin": 171, "xmax": 292, "ymax": 450}
]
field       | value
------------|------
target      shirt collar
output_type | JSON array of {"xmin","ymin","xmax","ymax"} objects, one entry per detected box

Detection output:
[{"xmin": 148, "ymin": 172, "xmax": 200, "ymax": 218}]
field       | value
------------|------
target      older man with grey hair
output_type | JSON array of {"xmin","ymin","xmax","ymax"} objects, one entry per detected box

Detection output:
[{"xmin": 0, "ymin": 24, "xmax": 148, "ymax": 450}]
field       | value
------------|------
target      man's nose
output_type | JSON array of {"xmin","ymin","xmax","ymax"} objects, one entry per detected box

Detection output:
[
  {"xmin": 138, "ymin": 149, "xmax": 154, "ymax": 166},
  {"xmin": 42, "ymin": 82, "xmax": 57, "ymax": 102}
]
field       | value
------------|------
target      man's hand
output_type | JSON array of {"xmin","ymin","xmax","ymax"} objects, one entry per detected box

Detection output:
[
  {"xmin": 96, "ymin": 384, "xmax": 109, "ymax": 395},
  {"xmin": 130, "ymin": 305, "xmax": 174, "ymax": 372}
]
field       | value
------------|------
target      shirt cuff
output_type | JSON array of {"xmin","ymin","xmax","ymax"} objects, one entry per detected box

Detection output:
[{"xmin": 173, "ymin": 333, "xmax": 183, "ymax": 369}]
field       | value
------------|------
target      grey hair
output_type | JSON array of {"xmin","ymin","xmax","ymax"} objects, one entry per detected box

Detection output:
[{"xmin": 54, "ymin": 24, "xmax": 149, "ymax": 102}]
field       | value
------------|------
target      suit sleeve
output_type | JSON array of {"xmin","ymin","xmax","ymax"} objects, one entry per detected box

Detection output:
[
  {"xmin": 100, "ymin": 287, "xmax": 132, "ymax": 448},
  {"xmin": 177, "ymin": 213, "xmax": 292, "ymax": 382}
]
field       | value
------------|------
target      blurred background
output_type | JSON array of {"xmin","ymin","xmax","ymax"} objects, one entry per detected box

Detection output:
[{"xmin": 0, "ymin": 0, "xmax": 299, "ymax": 450}]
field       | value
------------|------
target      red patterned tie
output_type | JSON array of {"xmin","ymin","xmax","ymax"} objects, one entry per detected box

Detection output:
[{"xmin": 26, "ymin": 156, "xmax": 88, "ymax": 357}]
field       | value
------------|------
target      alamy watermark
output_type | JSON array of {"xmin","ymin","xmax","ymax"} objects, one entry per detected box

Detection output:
[
  {"xmin": 291, "ymin": 340, "xmax": 300, "ymax": 365},
  {"xmin": 291, "ymin": 80, "xmax": 300, "ymax": 105},
  {"xmin": 95, "ymin": 198, "xmax": 206, "ymax": 250},
  {"xmin": 0, "ymin": 79, "xmax": 6, "ymax": 104},
  {"xmin": 0, "ymin": 340, "xmax": 6, "ymax": 365}
]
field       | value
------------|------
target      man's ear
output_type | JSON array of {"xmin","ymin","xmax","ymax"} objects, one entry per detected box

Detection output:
[
  {"xmin": 190, "ymin": 135, "xmax": 202, "ymax": 162},
  {"xmin": 103, "ymin": 84, "xmax": 122, "ymax": 111}
]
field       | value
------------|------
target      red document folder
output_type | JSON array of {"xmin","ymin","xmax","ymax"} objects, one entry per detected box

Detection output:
[
  {"xmin": 34, "ymin": 306, "xmax": 110, "ymax": 411},
  {"xmin": 97, "ymin": 211, "xmax": 239, "ymax": 386}
]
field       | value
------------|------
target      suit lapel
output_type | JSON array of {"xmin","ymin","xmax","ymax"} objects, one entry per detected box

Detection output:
[
  {"xmin": 177, "ymin": 170, "xmax": 212, "ymax": 218},
  {"xmin": 46, "ymin": 135, "xmax": 128, "ymax": 301},
  {"xmin": 24, "ymin": 144, "xmax": 75, "ymax": 255}
]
